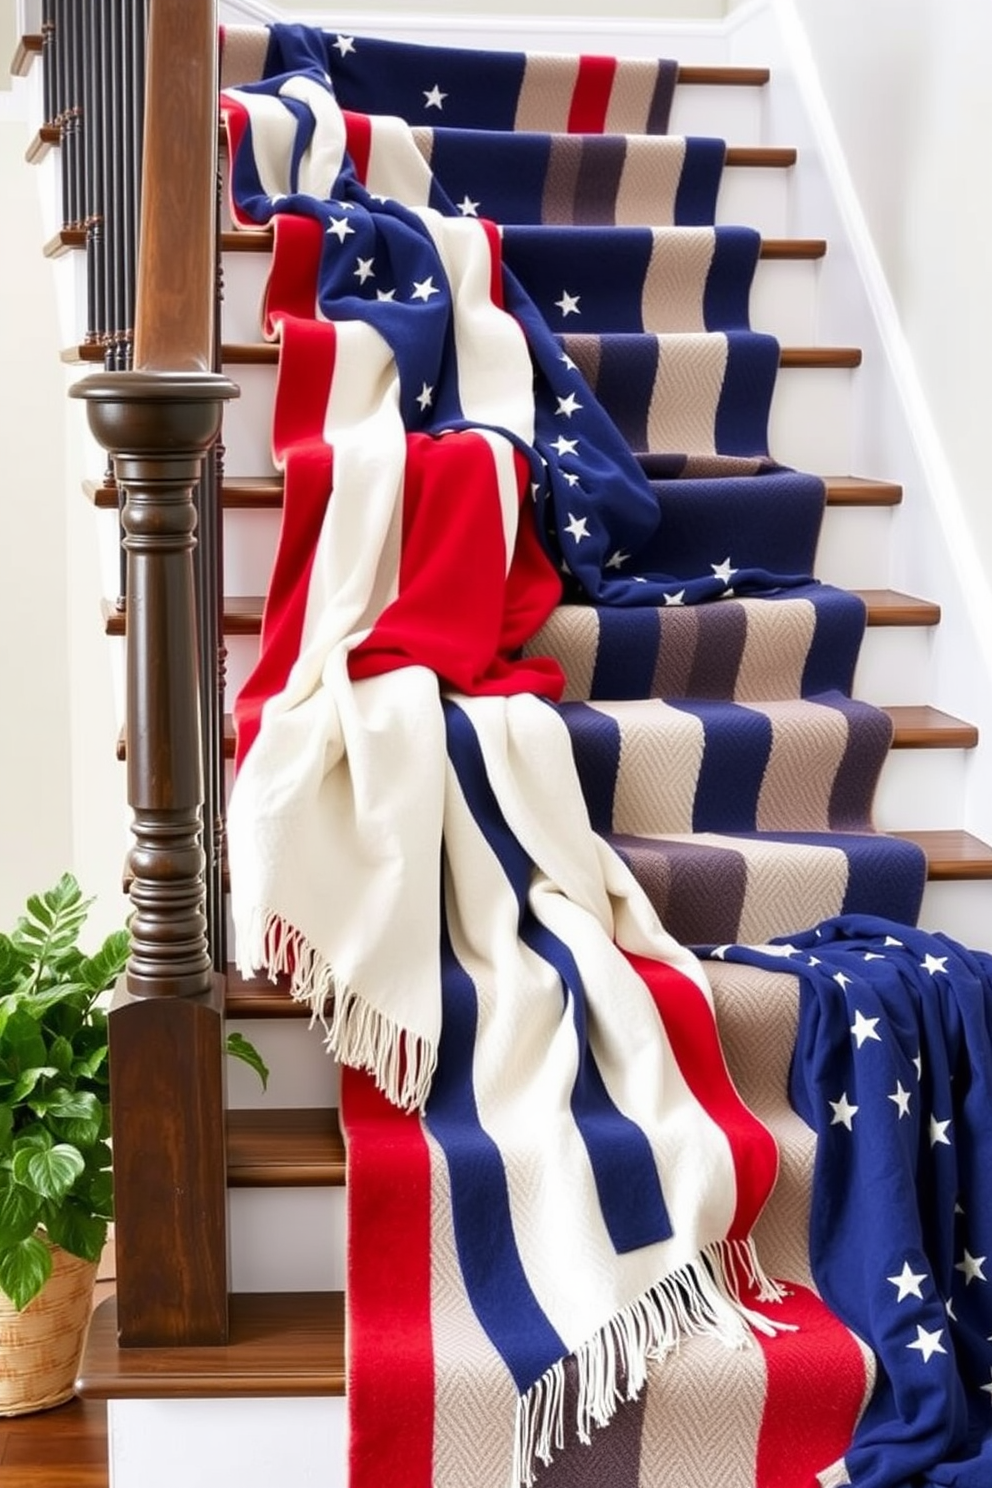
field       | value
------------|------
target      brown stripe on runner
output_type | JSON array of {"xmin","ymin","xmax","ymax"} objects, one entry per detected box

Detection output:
[
  {"xmin": 652, "ymin": 606, "xmax": 700, "ymax": 699},
  {"xmin": 544, "ymin": 135, "xmax": 585, "ymax": 225},
  {"xmin": 532, "ymin": 1356, "xmax": 647, "ymax": 1487},
  {"xmin": 828, "ymin": 699, "xmax": 894, "ymax": 831},
  {"xmin": 686, "ymin": 600, "xmax": 748, "ymax": 699},
  {"xmin": 573, "ymin": 136, "xmax": 628, "ymax": 225},
  {"xmin": 614, "ymin": 835, "xmax": 749, "ymax": 947}
]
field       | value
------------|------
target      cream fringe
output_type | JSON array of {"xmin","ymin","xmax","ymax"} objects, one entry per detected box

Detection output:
[
  {"xmin": 245, "ymin": 908, "xmax": 437, "ymax": 1112},
  {"xmin": 512, "ymin": 1240, "xmax": 796, "ymax": 1488}
]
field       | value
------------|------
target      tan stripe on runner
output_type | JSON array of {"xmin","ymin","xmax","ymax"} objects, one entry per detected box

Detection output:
[
  {"xmin": 515, "ymin": 55, "xmax": 580, "ymax": 133},
  {"xmin": 646, "ymin": 333, "xmax": 727, "ymax": 457},
  {"xmin": 735, "ymin": 597, "xmax": 817, "ymax": 702},
  {"xmin": 615, "ymin": 136, "xmax": 686, "ymax": 226},
  {"xmin": 642, "ymin": 228, "xmax": 715, "ymax": 334},
  {"xmin": 755, "ymin": 700, "xmax": 849, "ymax": 833}
]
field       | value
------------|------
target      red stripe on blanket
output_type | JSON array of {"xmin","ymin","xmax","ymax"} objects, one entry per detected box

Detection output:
[
  {"xmin": 341, "ymin": 1065, "xmax": 435, "ymax": 1488},
  {"xmin": 220, "ymin": 95, "xmax": 253, "ymax": 227},
  {"xmin": 348, "ymin": 433, "xmax": 564, "ymax": 697},
  {"xmin": 568, "ymin": 55, "xmax": 619, "ymax": 133},
  {"xmin": 233, "ymin": 315, "xmax": 338, "ymax": 767},
  {"xmin": 479, "ymin": 216, "xmax": 505, "ymax": 309},
  {"xmin": 625, "ymin": 952, "xmax": 778, "ymax": 1237},
  {"xmin": 343, "ymin": 110, "xmax": 372, "ymax": 184},
  {"xmin": 264, "ymin": 214, "xmax": 324, "ymax": 332},
  {"xmin": 751, "ymin": 1283, "xmax": 867, "ymax": 1488}
]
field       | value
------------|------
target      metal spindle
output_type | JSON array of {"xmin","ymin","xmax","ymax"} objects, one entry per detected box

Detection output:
[
  {"xmin": 41, "ymin": 0, "xmax": 54, "ymax": 129},
  {"xmin": 83, "ymin": 0, "xmax": 101, "ymax": 348}
]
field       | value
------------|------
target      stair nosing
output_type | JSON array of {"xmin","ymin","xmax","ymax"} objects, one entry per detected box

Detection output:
[{"xmin": 77, "ymin": 1292, "xmax": 345, "ymax": 1399}]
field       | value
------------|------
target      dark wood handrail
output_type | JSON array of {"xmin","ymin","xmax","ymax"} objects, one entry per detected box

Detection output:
[
  {"xmin": 70, "ymin": 0, "xmax": 236, "ymax": 1347},
  {"xmin": 134, "ymin": 0, "xmax": 218, "ymax": 372}
]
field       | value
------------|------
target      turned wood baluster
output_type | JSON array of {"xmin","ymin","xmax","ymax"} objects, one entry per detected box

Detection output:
[{"xmin": 70, "ymin": 0, "xmax": 236, "ymax": 1348}]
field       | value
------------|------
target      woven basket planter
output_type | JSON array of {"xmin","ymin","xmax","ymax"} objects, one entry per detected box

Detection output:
[{"xmin": 0, "ymin": 1240, "xmax": 98, "ymax": 1416}]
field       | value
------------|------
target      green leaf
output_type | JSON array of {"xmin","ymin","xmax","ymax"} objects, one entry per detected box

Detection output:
[
  {"xmin": 71, "ymin": 1045, "xmax": 108, "ymax": 1081},
  {"xmin": 42, "ymin": 1200, "xmax": 107, "ymax": 1264},
  {"xmin": 0, "ymin": 1107, "xmax": 11, "ymax": 1154},
  {"xmin": 11, "ymin": 1143, "xmax": 85, "ymax": 1201},
  {"xmin": 13, "ymin": 1066, "xmax": 60, "ymax": 1102},
  {"xmin": 0, "ymin": 1233, "xmax": 53, "ymax": 1310},
  {"xmin": 79, "ymin": 931, "xmax": 130, "ymax": 994},
  {"xmin": 12, "ymin": 1126, "xmax": 53, "ymax": 1156},
  {"xmin": 47, "ymin": 1036, "xmax": 74, "ymax": 1077},
  {"xmin": 225, "ymin": 1030, "xmax": 269, "ymax": 1091},
  {"xmin": 45, "ymin": 1090, "xmax": 103, "ymax": 1149},
  {"xmin": 0, "ymin": 1180, "xmax": 42, "ymax": 1248}
]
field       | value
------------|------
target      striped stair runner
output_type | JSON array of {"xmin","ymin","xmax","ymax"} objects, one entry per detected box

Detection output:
[{"xmin": 206, "ymin": 21, "xmax": 992, "ymax": 1488}]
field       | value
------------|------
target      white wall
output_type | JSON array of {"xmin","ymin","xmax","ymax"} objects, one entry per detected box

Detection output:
[{"xmin": 781, "ymin": 0, "xmax": 992, "ymax": 569}]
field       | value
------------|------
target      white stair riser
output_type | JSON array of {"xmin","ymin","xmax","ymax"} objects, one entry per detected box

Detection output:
[
  {"xmin": 716, "ymin": 163, "xmax": 790, "ymax": 239},
  {"xmin": 853, "ymin": 626, "xmax": 934, "ymax": 707},
  {"xmin": 668, "ymin": 82, "xmax": 765, "ymax": 145},
  {"xmin": 222, "ymin": 244, "xmax": 819, "ymax": 350},
  {"xmin": 814, "ymin": 505, "xmax": 893, "ymax": 590},
  {"xmin": 227, "ymin": 1019, "xmax": 340, "ymax": 1109},
  {"xmin": 229, "ymin": 1188, "xmax": 346, "ymax": 1292},
  {"xmin": 874, "ymin": 748, "xmax": 968, "ymax": 833},
  {"xmin": 108, "ymin": 1398, "xmax": 346, "ymax": 1488},
  {"xmin": 220, "ymin": 358, "xmax": 854, "ymax": 481}
]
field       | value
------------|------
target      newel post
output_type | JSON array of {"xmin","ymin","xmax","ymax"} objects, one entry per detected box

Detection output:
[
  {"xmin": 68, "ymin": 0, "xmax": 234, "ymax": 1347},
  {"xmin": 72, "ymin": 374, "xmax": 237, "ymax": 1346}
]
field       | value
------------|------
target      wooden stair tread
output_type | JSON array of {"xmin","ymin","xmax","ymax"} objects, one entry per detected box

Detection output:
[
  {"xmin": 119, "ymin": 703, "xmax": 978, "ymax": 764},
  {"xmin": 12, "ymin": 33, "xmax": 43, "ymax": 78},
  {"xmin": 212, "ymin": 340, "xmax": 860, "ymax": 369},
  {"xmin": 893, "ymin": 830, "xmax": 992, "ymax": 880},
  {"xmin": 102, "ymin": 588, "xmax": 941, "ymax": 636},
  {"xmin": 218, "ymin": 226, "xmax": 825, "ymax": 260},
  {"xmin": 226, "ymin": 1108, "xmax": 345, "ymax": 1187},
  {"xmin": 89, "ymin": 473, "xmax": 903, "ymax": 511},
  {"xmin": 676, "ymin": 65, "xmax": 770, "ymax": 86},
  {"xmin": 77, "ymin": 1293, "xmax": 345, "ymax": 1399},
  {"xmin": 887, "ymin": 706, "xmax": 978, "ymax": 749}
]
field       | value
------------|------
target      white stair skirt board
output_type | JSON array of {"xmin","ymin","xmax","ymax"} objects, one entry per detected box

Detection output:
[{"xmin": 108, "ymin": 1397, "xmax": 347, "ymax": 1488}]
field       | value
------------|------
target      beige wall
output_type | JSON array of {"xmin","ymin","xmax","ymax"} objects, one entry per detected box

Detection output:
[{"xmin": 0, "ymin": 114, "xmax": 75, "ymax": 924}]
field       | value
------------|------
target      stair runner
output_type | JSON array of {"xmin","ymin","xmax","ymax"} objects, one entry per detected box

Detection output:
[{"xmin": 217, "ymin": 22, "xmax": 992, "ymax": 1488}]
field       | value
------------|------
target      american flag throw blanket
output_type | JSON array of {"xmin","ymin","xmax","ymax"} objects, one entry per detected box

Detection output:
[{"xmin": 221, "ymin": 22, "xmax": 992, "ymax": 1488}]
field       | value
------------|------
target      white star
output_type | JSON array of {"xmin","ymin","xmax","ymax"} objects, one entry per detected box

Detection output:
[
  {"xmin": 663, "ymin": 590, "xmax": 685, "ymax": 606},
  {"xmin": 922, "ymin": 953, "xmax": 949, "ymax": 976},
  {"xmin": 851, "ymin": 1010, "xmax": 882, "ymax": 1048},
  {"xmin": 605, "ymin": 550, "xmax": 630, "ymax": 570},
  {"xmin": 559, "ymin": 351, "xmax": 578, "ymax": 372},
  {"xmin": 564, "ymin": 512, "xmax": 590, "ymax": 542},
  {"xmin": 712, "ymin": 557, "xmax": 738, "ymax": 585},
  {"xmin": 955, "ymin": 1250, "xmax": 987, "ymax": 1285},
  {"xmin": 834, "ymin": 971, "xmax": 853, "ymax": 991},
  {"xmin": 946, "ymin": 1295, "xmax": 958, "ymax": 1320},
  {"xmin": 354, "ymin": 257, "xmax": 375, "ymax": 284},
  {"xmin": 556, "ymin": 393, "xmax": 583, "ymax": 418},
  {"xmin": 555, "ymin": 290, "xmax": 581, "ymax": 318},
  {"xmin": 416, "ymin": 382, "xmax": 433, "ymax": 411},
  {"xmin": 333, "ymin": 34, "xmax": 356, "ymax": 55},
  {"xmin": 907, "ymin": 1325, "xmax": 946, "ymax": 1363},
  {"xmin": 888, "ymin": 1081, "xmax": 912, "ymax": 1118},
  {"xmin": 930, "ymin": 1115, "xmax": 952, "ymax": 1147},
  {"xmin": 562, "ymin": 472, "xmax": 581, "ymax": 487},
  {"xmin": 550, "ymin": 436, "xmax": 578, "ymax": 456},
  {"xmin": 913, "ymin": 1052, "xmax": 923, "ymax": 1080},
  {"xmin": 423, "ymin": 84, "xmax": 447, "ymax": 109},
  {"xmin": 884, "ymin": 935, "xmax": 904, "ymax": 948},
  {"xmin": 829, "ymin": 1093, "xmax": 858, "ymax": 1130},
  {"xmin": 376, "ymin": 288, "xmax": 396, "ymax": 301},
  {"xmin": 457, "ymin": 196, "xmax": 480, "ymax": 217},
  {"xmin": 980, "ymin": 1369, "xmax": 992, "ymax": 1401},
  {"xmin": 887, "ymin": 1261, "xmax": 927, "ymax": 1301},
  {"xmin": 411, "ymin": 276, "xmax": 440, "ymax": 302},
  {"xmin": 327, "ymin": 216, "xmax": 356, "ymax": 243},
  {"xmin": 863, "ymin": 952, "xmax": 886, "ymax": 961}
]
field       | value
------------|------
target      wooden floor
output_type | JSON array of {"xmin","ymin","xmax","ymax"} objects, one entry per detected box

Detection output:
[{"xmin": 0, "ymin": 1281, "xmax": 112, "ymax": 1488}]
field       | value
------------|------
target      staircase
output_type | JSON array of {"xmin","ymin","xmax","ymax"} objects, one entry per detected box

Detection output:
[{"xmin": 17, "ymin": 3, "xmax": 992, "ymax": 1486}]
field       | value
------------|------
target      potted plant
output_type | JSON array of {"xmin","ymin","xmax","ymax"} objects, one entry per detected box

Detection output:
[{"xmin": 0, "ymin": 872, "xmax": 266, "ymax": 1415}]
